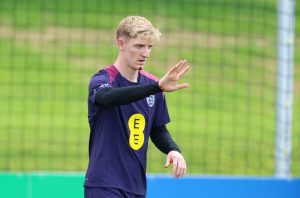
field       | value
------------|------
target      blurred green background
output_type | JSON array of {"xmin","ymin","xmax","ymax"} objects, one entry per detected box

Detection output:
[{"xmin": 0, "ymin": 0, "xmax": 299, "ymax": 176}]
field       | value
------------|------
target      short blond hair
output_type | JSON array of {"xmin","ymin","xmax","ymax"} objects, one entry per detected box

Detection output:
[{"xmin": 116, "ymin": 16, "xmax": 161, "ymax": 43}]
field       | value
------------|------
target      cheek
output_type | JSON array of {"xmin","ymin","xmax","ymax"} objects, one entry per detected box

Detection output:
[
  {"xmin": 125, "ymin": 46, "xmax": 141, "ymax": 58},
  {"xmin": 125, "ymin": 51, "xmax": 136, "ymax": 63},
  {"xmin": 129, "ymin": 49, "xmax": 140, "ymax": 58}
]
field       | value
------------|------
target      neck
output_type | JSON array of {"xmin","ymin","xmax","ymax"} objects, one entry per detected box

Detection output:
[{"xmin": 114, "ymin": 57, "xmax": 139, "ymax": 82}]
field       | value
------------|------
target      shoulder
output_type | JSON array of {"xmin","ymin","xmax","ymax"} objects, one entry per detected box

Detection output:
[
  {"xmin": 104, "ymin": 65, "xmax": 119, "ymax": 83},
  {"xmin": 140, "ymin": 70, "xmax": 159, "ymax": 83},
  {"xmin": 90, "ymin": 65, "xmax": 119, "ymax": 83},
  {"xmin": 89, "ymin": 65, "xmax": 119, "ymax": 88}
]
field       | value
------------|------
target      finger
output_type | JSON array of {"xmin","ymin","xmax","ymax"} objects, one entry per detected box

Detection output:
[
  {"xmin": 176, "ymin": 83, "xmax": 190, "ymax": 90},
  {"xmin": 164, "ymin": 156, "xmax": 170, "ymax": 168},
  {"xmin": 183, "ymin": 162, "xmax": 187, "ymax": 176},
  {"xmin": 177, "ymin": 65, "xmax": 190, "ymax": 78},
  {"xmin": 172, "ymin": 158, "xmax": 178, "ymax": 176},
  {"xmin": 175, "ymin": 160, "xmax": 183, "ymax": 178},
  {"xmin": 172, "ymin": 60, "xmax": 187, "ymax": 77},
  {"xmin": 176, "ymin": 160, "xmax": 183, "ymax": 178},
  {"xmin": 174, "ymin": 60, "xmax": 187, "ymax": 73},
  {"xmin": 168, "ymin": 60, "xmax": 184, "ymax": 74},
  {"xmin": 179, "ymin": 161, "xmax": 186, "ymax": 177},
  {"xmin": 180, "ymin": 168, "xmax": 185, "ymax": 178}
]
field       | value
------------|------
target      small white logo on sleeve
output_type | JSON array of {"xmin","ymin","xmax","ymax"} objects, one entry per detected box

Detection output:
[
  {"xmin": 100, "ymin": 83, "xmax": 110, "ymax": 88},
  {"xmin": 146, "ymin": 95, "xmax": 155, "ymax": 107},
  {"xmin": 94, "ymin": 83, "xmax": 110, "ymax": 93}
]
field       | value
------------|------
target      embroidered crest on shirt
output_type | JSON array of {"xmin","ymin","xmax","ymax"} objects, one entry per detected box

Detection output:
[{"xmin": 146, "ymin": 95, "xmax": 155, "ymax": 107}]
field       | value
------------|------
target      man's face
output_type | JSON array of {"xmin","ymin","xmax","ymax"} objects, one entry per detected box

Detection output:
[{"xmin": 120, "ymin": 36, "xmax": 153, "ymax": 71}]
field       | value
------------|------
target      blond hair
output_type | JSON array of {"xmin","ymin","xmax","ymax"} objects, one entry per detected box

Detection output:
[{"xmin": 116, "ymin": 16, "xmax": 161, "ymax": 43}]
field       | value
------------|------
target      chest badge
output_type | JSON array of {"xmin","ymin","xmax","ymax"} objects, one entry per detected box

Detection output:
[{"xmin": 146, "ymin": 95, "xmax": 155, "ymax": 107}]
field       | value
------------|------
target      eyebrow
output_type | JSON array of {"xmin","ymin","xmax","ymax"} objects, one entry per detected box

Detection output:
[{"xmin": 134, "ymin": 43, "xmax": 153, "ymax": 47}]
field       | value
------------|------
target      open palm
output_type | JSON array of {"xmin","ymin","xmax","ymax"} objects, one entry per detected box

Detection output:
[{"xmin": 158, "ymin": 60, "xmax": 190, "ymax": 92}]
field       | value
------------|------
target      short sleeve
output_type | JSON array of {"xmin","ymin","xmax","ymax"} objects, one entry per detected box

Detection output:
[
  {"xmin": 88, "ymin": 71, "xmax": 112, "ymax": 105},
  {"xmin": 152, "ymin": 93, "xmax": 170, "ymax": 127}
]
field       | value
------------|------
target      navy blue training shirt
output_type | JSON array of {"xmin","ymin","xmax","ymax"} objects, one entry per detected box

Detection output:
[{"xmin": 84, "ymin": 65, "xmax": 170, "ymax": 195}]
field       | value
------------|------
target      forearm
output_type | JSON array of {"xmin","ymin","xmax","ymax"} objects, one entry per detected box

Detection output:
[
  {"xmin": 95, "ymin": 83, "xmax": 162, "ymax": 107},
  {"xmin": 150, "ymin": 125, "xmax": 181, "ymax": 155}
]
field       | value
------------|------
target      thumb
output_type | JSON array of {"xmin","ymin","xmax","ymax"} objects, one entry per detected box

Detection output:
[
  {"xmin": 176, "ymin": 83, "xmax": 190, "ymax": 90},
  {"xmin": 164, "ymin": 156, "xmax": 171, "ymax": 168}
]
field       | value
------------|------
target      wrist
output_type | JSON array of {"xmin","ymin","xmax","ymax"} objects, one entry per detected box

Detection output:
[
  {"xmin": 157, "ymin": 81, "xmax": 163, "ymax": 92},
  {"xmin": 168, "ymin": 149, "xmax": 181, "ymax": 155}
]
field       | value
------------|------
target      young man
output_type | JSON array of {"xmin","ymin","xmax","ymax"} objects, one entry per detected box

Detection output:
[{"xmin": 84, "ymin": 16, "xmax": 190, "ymax": 198}]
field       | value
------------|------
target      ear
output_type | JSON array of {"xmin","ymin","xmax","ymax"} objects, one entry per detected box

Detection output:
[{"xmin": 117, "ymin": 37, "xmax": 125, "ymax": 51}]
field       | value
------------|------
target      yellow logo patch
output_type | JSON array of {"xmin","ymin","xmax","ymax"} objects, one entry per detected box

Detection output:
[{"xmin": 128, "ymin": 114, "xmax": 145, "ymax": 150}]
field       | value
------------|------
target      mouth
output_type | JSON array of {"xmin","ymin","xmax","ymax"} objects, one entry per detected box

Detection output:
[{"xmin": 138, "ymin": 59, "xmax": 146, "ymax": 64}]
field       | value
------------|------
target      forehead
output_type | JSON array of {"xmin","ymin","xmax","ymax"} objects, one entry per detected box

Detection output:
[{"xmin": 126, "ymin": 36, "xmax": 154, "ymax": 45}]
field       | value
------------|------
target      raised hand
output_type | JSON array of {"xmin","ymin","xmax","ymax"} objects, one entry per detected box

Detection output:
[{"xmin": 158, "ymin": 60, "xmax": 190, "ymax": 92}]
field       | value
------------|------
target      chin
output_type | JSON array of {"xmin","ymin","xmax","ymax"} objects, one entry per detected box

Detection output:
[{"xmin": 136, "ymin": 64, "xmax": 144, "ymax": 70}]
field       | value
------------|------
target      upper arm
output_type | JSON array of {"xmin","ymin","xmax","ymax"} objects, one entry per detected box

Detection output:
[{"xmin": 88, "ymin": 72, "xmax": 112, "ymax": 105}]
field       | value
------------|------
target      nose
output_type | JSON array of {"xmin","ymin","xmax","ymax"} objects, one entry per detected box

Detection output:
[{"xmin": 142, "ymin": 47, "xmax": 150, "ymax": 58}]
